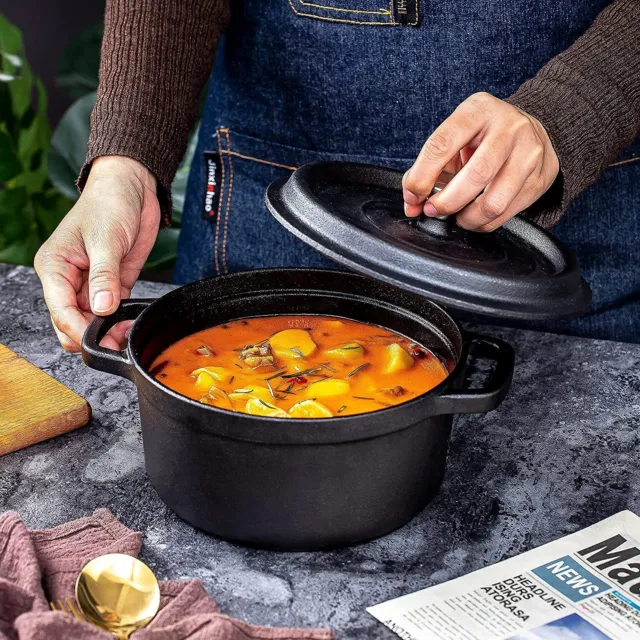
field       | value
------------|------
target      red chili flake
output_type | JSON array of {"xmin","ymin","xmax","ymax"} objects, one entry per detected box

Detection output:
[
  {"xmin": 408, "ymin": 343, "xmax": 428, "ymax": 359},
  {"xmin": 294, "ymin": 376, "xmax": 308, "ymax": 384}
]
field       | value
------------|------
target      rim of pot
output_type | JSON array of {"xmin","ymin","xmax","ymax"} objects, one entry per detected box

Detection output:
[{"xmin": 128, "ymin": 268, "xmax": 467, "ymax": 444}]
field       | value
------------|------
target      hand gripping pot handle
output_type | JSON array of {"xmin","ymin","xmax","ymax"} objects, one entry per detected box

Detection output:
[
  {"xmin": 81, "ymin": 298, "xmax": 154, "ymax": 380},
  {"xmin": 433, "ymin": 332, "xmax": 515, "ymax": 415}
]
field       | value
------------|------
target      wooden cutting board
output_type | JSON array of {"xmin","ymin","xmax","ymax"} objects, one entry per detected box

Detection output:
[{"xmin": 0, "ymin": 344, "xmax": 91, "ymax": 456}]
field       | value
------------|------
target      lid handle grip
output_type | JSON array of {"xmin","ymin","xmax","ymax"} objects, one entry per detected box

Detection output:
[
  {"xmin": 415, "ymin": 215, "xmax": 454, "ymax": 238},
  {"xmin": 412, "ymin": 186, "xmax": 457, "ymax": 238}
]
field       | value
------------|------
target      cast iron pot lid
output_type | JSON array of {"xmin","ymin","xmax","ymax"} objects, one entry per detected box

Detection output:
[{"xmin": 265, "ymin": 162, "xmax": 591, "ymax": 320}]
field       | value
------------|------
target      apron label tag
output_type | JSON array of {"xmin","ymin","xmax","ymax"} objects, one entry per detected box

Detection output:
[
  {"xmin": 201, "ymin": 151, "xmax": 222, "ymax": 221},
  {"xmin": 392, "ymin": 0, "xmax": 417, "ymax": 25}
]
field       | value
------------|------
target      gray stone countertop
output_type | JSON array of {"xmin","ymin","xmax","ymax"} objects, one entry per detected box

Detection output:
[{"xmin": 0, "ymin": 264, "xmax": 639, "ymax": 638}]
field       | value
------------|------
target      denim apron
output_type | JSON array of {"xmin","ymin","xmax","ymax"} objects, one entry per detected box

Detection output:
[{"xmin": 175, "ymin": 0, "xmax": 640, "ymax": 343}]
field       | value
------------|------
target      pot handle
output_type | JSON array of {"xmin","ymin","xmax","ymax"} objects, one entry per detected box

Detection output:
[
  {"xmin": 81, "ymin": 298, "xmax": 154, "ymax": 380},
  {"xmin": 433, "ymin": 332, "xmax": 514, "ymax": 415}
]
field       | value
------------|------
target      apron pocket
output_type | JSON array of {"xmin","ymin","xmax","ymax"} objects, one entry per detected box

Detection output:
[
  {"xmin": 287, "ymin": 0, "xmax": 418, "ymax": 26},
  {"xmin": 211, "ymin": 127, "xmax": 413, "ymax": 274}
]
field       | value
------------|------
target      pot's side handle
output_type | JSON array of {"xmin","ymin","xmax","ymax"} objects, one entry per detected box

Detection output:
[
  {"xmin": 81, "ymin": 298, "xmax": 154, "ymax": 380},
  {"xmin": 433, "ymin": 332, "xmax": 515, "ymax": 415}
]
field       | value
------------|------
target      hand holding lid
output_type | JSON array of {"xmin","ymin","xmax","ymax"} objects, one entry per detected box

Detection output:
[{"xmin": 265, "ymin": 162, "xmax": 590, "ymax": 320}]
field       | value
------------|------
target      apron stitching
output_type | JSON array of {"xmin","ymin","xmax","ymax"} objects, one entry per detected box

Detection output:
[
  {"xmin": 287, "ymin": 0, "xmax": 395, "ymax": 24},
  {"xmin": 213, "ymin": 128, "xmax": 226, "ymax": 276},
  {"xmin": 608, "ymin": 157, "xmax": 640, "ymax": 168},
  {"xmin": 221, "ymin": 129, "xmax": 234, "ymax": 274},
  {"xmin": 215, "ymin": 140, "xmax": 300, "ymax": 275},
  {"xmin": 219, "ymin": 149, "xmax": 297, "ymax": 171},
  {"xmin": 296, "ymin": 0, "xmax": 391, "ymax": 15}
]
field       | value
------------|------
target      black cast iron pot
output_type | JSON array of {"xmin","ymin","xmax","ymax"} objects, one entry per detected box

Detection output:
[{"xmin": 82, "ymin": 269, "xmax": 514, "ymax": 550}]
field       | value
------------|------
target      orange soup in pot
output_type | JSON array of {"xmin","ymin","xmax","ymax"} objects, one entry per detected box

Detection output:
[{"xmin": 149, "ymin": 315, "xmax": 448, "ymax": 418}]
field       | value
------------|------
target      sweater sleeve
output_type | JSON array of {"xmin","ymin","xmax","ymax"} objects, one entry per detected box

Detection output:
[
  {"xmin": 506, "ymin": 0, "xmax": 640, "ymax": 228},
  {"xmin": 77, "ymin": 0, "xmax": 232, "ymax": 225}
]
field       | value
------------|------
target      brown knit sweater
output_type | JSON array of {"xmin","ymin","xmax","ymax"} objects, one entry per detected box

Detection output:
[
  {"xmin": 80, "ymin": 0, "xmax": 640, "ymax": 228},
  {"xmin": 79, "ymin": 0, "xmax": 232, "ymax": 223}
]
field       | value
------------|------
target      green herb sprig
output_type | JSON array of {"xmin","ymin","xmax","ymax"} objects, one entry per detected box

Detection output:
[{"xmin": 346, "ymin": 363, "xmax": 370, "ymax": 378}]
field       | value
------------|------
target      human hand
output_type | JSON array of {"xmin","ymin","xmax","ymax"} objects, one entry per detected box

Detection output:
[
  {"xmin": 403, "ymin": 92, "xmax": 559, "ymax": 231},
  {"xmin": 35, "ymin": 156, "xmax": 160, "ymax": 352}
]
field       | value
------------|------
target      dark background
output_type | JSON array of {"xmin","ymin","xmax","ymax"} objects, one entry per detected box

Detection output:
[{"xmin": 3, "ymin": 0, "xmax": 104, "ymax": 125}]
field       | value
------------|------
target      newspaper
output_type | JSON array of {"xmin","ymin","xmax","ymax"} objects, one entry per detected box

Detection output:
[{"xmin": 368, "ymin": 510, "xmax": 640, "ymax": 640}]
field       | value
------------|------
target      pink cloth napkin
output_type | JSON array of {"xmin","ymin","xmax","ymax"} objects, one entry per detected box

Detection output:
[{"xmin": 0, "ymin": 509, "xmax": 332, "ymax": 640}]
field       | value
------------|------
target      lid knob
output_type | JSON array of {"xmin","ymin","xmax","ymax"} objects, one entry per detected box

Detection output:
[
  {"xmin": 404, "ymin": 186, "xmax": 456, "ymax": 238},
  {"xmin": 415, "ymin": 214, "xmax": 454, "ymax": 238}
]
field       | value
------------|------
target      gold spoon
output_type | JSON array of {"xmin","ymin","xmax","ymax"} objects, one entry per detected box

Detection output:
[{"xmin": 75, "ymin": 553, "xmax": 161, "ymax": 639}]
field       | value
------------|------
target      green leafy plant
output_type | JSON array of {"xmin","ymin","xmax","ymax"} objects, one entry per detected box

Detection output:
[
  {"xmin": 0, "ymin": 14, "xmax": 194, "ymax": 271},
  {"xmin": 48, "ymin": 23, "xmax": 197, "ymax": 270},
  {"xmin": 56, "ymin": 23, "xmax": 103, "ymax": 99},
  {"xmin": 0, "ymin": 13, "xmax": 73, "ymax": 265}
]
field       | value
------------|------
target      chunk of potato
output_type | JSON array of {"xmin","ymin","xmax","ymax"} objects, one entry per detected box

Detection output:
[
  {"xmin": 289, "ymin": 399, "xmax": 333, "ymax": 418},
  {"xmin": 228, "ymin": 386, "xmax": 273, "ymax": 405},
  {"xmin": 351, "ymin": 373, "xmax": 378, "ymax": 396},
  {"xmin": 383, "ymin": 343, "xmax": 414, "ymax": 374},
  {"xmin": 270, "ymin": 329, "xmax": 317, "ymax": 359},
  {"xmin": 325, "ymin": 342, "xmax": 365, "ymax": 361},
  {"xmin": 191, "ymin": 366, "xmax": 233, "ymax": 391},
  {"xmin": 305, "ymin": 378, "xmax": 350, "ymax": 400},
  {"xmin": 244, "ymin": 397, "xmax": 290, "ymax": 418}
]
